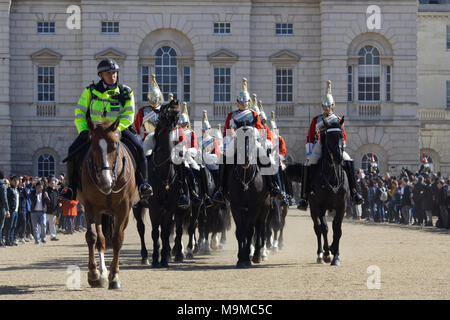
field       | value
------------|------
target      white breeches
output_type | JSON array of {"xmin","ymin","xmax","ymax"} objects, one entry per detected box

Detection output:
[{"xmin": 308, "ymin": 140, "xmax": 351, "ymax": 165}]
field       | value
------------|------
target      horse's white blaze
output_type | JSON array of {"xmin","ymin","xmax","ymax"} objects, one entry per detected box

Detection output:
[
  {"xmin": 99, "ymin": 252, "xmax": 107, "ymax": 275},
  {"xmin": 99, "ymin": 139, "xmax": 112, "ymax": 187}
]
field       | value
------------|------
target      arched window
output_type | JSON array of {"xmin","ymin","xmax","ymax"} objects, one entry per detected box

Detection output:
[
  {"xmin": 37, "ymin": 153, "xmax": 55, "ymax": 177},
  {"xmin": 358, "ymin": 45, "xmax": 380, "ymax": 102},
  {"xmin": 361, "ymin": 153, "xmax": 378, "ymax": 172},
  {"xmin": 155, "ymin": 46, "xmax": 177, "ymax": 102}
]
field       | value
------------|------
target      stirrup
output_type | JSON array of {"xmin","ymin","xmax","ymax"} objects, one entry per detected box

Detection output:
[
  {"xmin": 352, "ymin": 192, "xmax": 364, "ymax": 205},
  {"xmin": 178, "ymin": 194, "xmax": 190, "ymax": 209},
  {"xmin": 212, "ymin": 189, "xmax": 225, "ymax": 204},
  {"xmin": 139, "ymin": 183, "xmax": 153, "ymax": 199},
  {"xmin": 204, "ymin": 195, "xmax": 214, "ymax": 208}
]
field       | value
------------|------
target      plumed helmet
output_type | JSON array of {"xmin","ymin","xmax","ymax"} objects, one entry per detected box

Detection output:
[
  {"xmin": 321, "ymin": 80, "xmax": 335, "ymax": 107},
  {"xmin": 178, "ymin": 102, "xmax": 190, "ymax": 127},
  {"xmin": 250, "ymin": 93, "xmax": 260, "ymax": 114},
  {"xmin": 269, "ymin": 111, "xmax": 278, "ymax": 130},
  {"xmin": 97, "ymin": 58, "xmax": 120, "ymax": 76},
  {"xmin": 258, "ymin": 100, "xmax": 267, "ymax": 122},
  {"xmin": 211, "ymin": 123, "xmax": 223, "ymax": 141},
  {"xmin": 202, "ymin": 110, "xmax": 211, "ymax": 130},
  {"xmin": 147, "ymin": 74, "xmax": 164, "ymax": 103},
  {"xmin": 237, "ymin": 78, "xmax": 251, "ymax": 103}
]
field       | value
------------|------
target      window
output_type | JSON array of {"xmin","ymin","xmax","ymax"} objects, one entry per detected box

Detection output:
[
  {"xmin": 155, "ymin": 46, "xmax": 177, "ymax": 101},
  {"xmin": 141, "ymin": 66, "xmax": 150, "ymax": 102},
  {"xmin": 447, "ymin": 26, "xmax": 450, "ymax": 50},
  {"xmin": 386, "ymin": 65, "xmax": 391, "ymax": 102},
  {"xmin": 37, "ymin": 21, "xmax": 55, "ymax": 34},
  {"xmin": 275, "ymin": 23, "xmax": 293, "ymax": 35},
  {"xmin": 361, "ymin": 153, "xmax": 378, "ymax": 173},
  {"xmin": 213, "ymin": 22, "xmax": 231, "ymax": 35},
  {"xmin": 183, "ymin": 66, "xmax": 191, "ymax": 103},
  {"xmin": 358, "ymin": 45, "xmax": 380, "ymax": 102},
  {"xmin": 101, "ymin": 21, "xmax": 119, "ymax": 34},
  {"xmin": 347, "ymin": 66, "xmax": 353, "ymax": 102},
  {"xmin": 447, "ymin": 81, "xmax": 450, "ymax": 108},
  {"xmin": 276, "ymin": 68, "xmax": 293, "ymax": 103},
  {"xmin": 213, "ymin": 67, "xmax": 231, "ymax": 103},
  {"xmin": 37, "ymin": 66, "xmax": 55, "ymax": 102},
  {"xmin": 37, "ymin": 154, "xmax": 55, "ymax": 177}
]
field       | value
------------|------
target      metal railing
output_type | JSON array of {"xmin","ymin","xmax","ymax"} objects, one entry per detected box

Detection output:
[{"xmin": 36, "ymin": 103, "xmax": 56, "ymax": 117}]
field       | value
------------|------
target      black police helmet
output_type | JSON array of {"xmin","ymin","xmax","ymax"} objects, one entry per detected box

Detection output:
[{"xmin": 97, "ymin": 58, "xmax": 120, "ymax": 76}]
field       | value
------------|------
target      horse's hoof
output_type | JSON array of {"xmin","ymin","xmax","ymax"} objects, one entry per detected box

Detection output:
[
  {"xmin": 316, "ymin": 258, "xmax": 324, "ymax": 264},
  {"xmin": 236, "ymin": 261, "xmax": 251, "ymax": 269},
  {"xmin": 160, "ymin": 261, "xmax": 169, "ymax": 268},
  {"xmin": 151, "ymin": 261, "xmax": 160, "ymax": 268},
  {"xmin": 141, "ymin": 258, "xmax": 150, "ymax": 265},
  {"xmin": 108, "ymin": 281, "xmax": 122, "ymax": 290},
  {"xmin": 174, "ymin": 254, "xmax": 184, "ymax": 263},
  {"xmin": 186, "ymin": 252, "xmax": 194, "ymax": 259},
  {"xmin": 252, "ymin": 256, "xmax": 261, "ymax": 264},
  {"xmin": 323, "ymin": 254, "xmax": 331, "ymax": 263},
  {"xmin": 331, "ymin": 256, "xmax": 341, "ymax": 266}
]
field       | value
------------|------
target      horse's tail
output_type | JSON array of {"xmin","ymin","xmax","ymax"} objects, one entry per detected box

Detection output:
[
  {"xmin": 102, "ymin": 214, "xmax": 115, "ymax": 250},
  {"xmin": 285, "ymin": 163, "xmax": 302, "ymax": 183},
  {"xmin": 268, "ymin": 197, "xmax": 282, "ymax": 231}
]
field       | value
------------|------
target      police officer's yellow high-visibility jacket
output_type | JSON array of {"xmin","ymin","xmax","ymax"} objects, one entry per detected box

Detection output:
[{"xmin": 74, "ymin": 81, "xmax": 135, "ymax": 134}]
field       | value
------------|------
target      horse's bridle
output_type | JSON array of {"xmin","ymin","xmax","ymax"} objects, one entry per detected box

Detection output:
[{"xmin": 321, "ymin": 127, "xmax": 345, "ymax": 194}]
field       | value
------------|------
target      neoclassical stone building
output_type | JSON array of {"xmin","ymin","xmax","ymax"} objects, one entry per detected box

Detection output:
[{"xmin": 0, "ymin": 0, "xmax": 445, "ymax": 177}]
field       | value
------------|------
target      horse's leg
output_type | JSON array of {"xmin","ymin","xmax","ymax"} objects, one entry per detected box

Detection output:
[
  {"xmin": 244, "ymin": 218, "xmax": 255, "ymax": 267},
  {"xmin": 219, "ymin": 230, "xmax": 227, "ymax": 249},
  {"xmin": 319, "ymin": 214, "xmax": 331, "ymax": 263},
  {"xmin": 186, "ymin": 210, "xmax": 197, "ymax": 259},
  {"xmin": 133, "ymin": 203, "xmax": 149, "ymax": 265},
  {"xmin": 330, "ymin": 209, "xmax": 344, "ymax": 266},
  {"xmin": 311, "ymin": 214, "xmax": 324, "ymax": 264},
  {"xmin": 252, "ymin": 216, "xmax": 265, "ymax": 264},
  {"xmin": 210, "ymin": 232, "xmax": 218, "ymax": 251},
  {"xmin": 232, "ymin": 208, "xmax": 246, "ymax": 268},
  {"xmin": 173, "ymin": 209, "xmax": 185, "ymax": 263},
  {"xmin": 149, "ymin": 209, "xmax": 161, "ymax": 268},
  {"xmin": 85, "ymin": 212, "xmax": 102, "ymax": 288},
  {"xmin": 160, "ymin": 212, "xmax": 173, "ymax": 268},
  {"xmin": 95, "ymin": 220, "xmax": 109, "ymax": 288},
  {"xmin": 108, "ymin": 204, "xmax": 130, "ymax": 289}
]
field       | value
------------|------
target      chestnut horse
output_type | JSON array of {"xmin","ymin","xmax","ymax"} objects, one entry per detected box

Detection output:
[{"xmin": 77, "ymin": 115, "xmax": 139, "ymax": 289}]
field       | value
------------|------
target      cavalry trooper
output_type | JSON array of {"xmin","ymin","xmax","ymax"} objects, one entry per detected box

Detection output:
[
  {"xmin": 212, "ymin": 78, "xmax": 282, "ymax": 204},
  {"xmin": 200, "ymin": 110, "xmax": 220, "ymax": 208},
  {"xmin": 419, "ymin": 152, "xmax": 431, "ymax": 175},
  {"xmin": 177, "ymin": 102, "xmax": 206, "ymax": 206},
  {"xmin": 134, "ymin": 74, "xmax": 189, "ymax": 209},
  {"xmin": 297, "ymin": 80, "xmax": 364, "ymax": 211},
  {"xmin": 60, "ymin": 58, "xmax": 152, "ymax": 200},
  {"xmin": 266, "ymin": 109, "xmax": 294, "ymax": 206}
]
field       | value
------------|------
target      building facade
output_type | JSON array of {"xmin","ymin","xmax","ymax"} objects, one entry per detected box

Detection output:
[{"xmin": 0, "ymin": 0, "xmax": 444, "ymax": 177}]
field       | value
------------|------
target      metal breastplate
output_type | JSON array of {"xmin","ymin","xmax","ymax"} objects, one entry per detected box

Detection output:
[
  {"xmin": 202, "ymin": 136, "xmax": 215, "ymax": 154},
  {"xmin": 184, "ymin": 129, "xmax": 193, "ymax": 147},
  {"xmin": 142, "ymin": 107, "xmax": 159, "ymax": 133},
  {"xmin": 231, "ymin": 109, "xmax": 255, "ymax": 128},
  {"xmin": 316, "ymin": 113, "xmax": 339, "ymax": 133}
]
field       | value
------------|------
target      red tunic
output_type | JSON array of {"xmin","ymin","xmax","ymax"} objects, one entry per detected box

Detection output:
[
  {"xmin": 279, "ymin": 136, "xmax": 286, "ymax": 158},
  {"xmin": 186, "ymin": 129, "xmax": 198, "ymax": 150}
]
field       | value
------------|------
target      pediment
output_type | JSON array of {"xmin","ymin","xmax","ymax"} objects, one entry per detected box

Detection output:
[
  {"xmin": 269, "ymin": 50, "xmax": 301, "ymax": 63},
  {"xmin": 94, "ymin": 48, "xmax": 127, "ymax": 62},
  {"xmin": 30, "ymin": 48, "xmax": 62, "ymax": 65},
  {"xmin": 207, "ymin": 49, "xmax": 239, "ymax": 62}
]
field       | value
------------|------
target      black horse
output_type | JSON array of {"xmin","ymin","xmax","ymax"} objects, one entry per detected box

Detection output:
[
  {"xmin": 309, "ymin": 118, "xmax": 348, "ymax": 266},
  {"xmin": 134, "ymin": 100, "xmax": 186, "ymax": 268},
  {"xmin": 265, "ymin": 194, "xmax": 288, "ymax": 252},
  {"xmin": 225, "ymin": 122, "xmax": 271, "ymax": 268}
]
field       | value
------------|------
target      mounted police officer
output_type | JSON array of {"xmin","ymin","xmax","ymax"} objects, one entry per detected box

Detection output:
[
  {"xmin": 213, "ymin": 78, "xmax": 282, "ymax": 203},
  {"xmin": 297, "ymin": 80, "xmax": 363, "ymax": 210},
  {"xmin": 134, "ymin": 74, "xmax": 189, "ymax": 209},
  {"xmin": 60, "ymin": 58, "xmax": 152, "ymax": 200}
]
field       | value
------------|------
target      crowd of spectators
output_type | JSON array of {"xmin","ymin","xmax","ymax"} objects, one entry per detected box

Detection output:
[
  {"xmin": 0, "ymin": 169, "xmax": 86, "ymax": 247},
  {"xmin": 348, "ymin": 168, "xmax": 450, "ymax": 229}
]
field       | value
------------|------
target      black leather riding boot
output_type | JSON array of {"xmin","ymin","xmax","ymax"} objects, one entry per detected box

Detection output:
[
  {"xmin": 186, "ymin": 167, "xmax": 202, "ymax": 205},
  {"xmin": 200, "ymin": 167, "xmax": 214, "ymax": 208},
  {"xmin": 343, "ymin": 160, "xmax": 364, "ymax": 205},
  {"xmin": 265, "ymin": 174, "xmax": 283, "ymax": 199},
  {"xmin": 281, "ymin": 168, "xmax": 294, "ymax": 205},
  {"xmin": 212, "ymin": 163, "xmax": 226, "ymax": 204},
  {"xmin": 297, "ymin": 164, "xmax": 310, "ymax": 211},
  {"xmin": 176, "ymin": 165, "xmax": 190, "ymax": 209}
]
